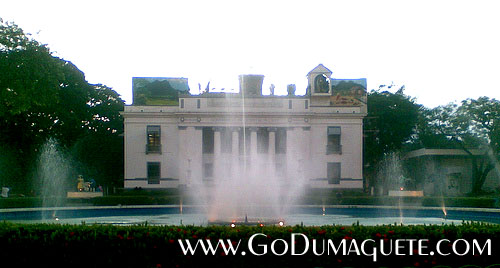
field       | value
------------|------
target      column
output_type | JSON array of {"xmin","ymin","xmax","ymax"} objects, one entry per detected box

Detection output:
[
  {"xmin": 298, "ymin": 127, "xmax": 309, "ymax": 183},
  {"xmin": 286, "ymin": 127, "xmax": 295, "ymax": 183},
  {"xmin": 250, "ymin": 128, "xmax": 258, "ymax": 154},
  {"xmin": 178, "ymin": 127, "xmax": 187, "ymax": 186},
  {"xmin": 192, "ymin": 127, "xmax": 203, "ymax": 185},
  {"xmin": 213, "ymin": 127, "xmax": 221, "ymax": 182},
  {"xmin": 249, "ymin": 127, "xmax": 258, "ymax": 175},
  {"xmin": 231, "ymin": 128, "xmax": 240, "ymax": 178},
  {"xmin": 268, "ymin": 128, "xmax": 276, "ymax": 177}
]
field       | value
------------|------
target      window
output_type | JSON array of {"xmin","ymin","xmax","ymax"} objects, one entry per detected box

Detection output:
[
  {"xmin": 202, "ymin": 127, "xmax": 214, "ymax": 154},
  {"xmin": 146, "ymin": 126, "xmax": 161, "ymax": 154},
  {"xmin": 197, "ymin": 99, "xmax": 201, "ymax": 109},
  {"xmin": 180, "ymin": 99, "xmax": 184, "ymax": 108},
  {"xmin": 147, "ymin": 162, "xmax": 161, "ymax": 184},
  {"xmin": 275, "ymin": 128, "xmax": 287, "ymax": 154},
  {"xmin": 305, "ymin": 100, "xmax": 309, "ymax": 109},
  {"xmin": 326, "ymin": 126, "xmax": 341, "ymax": 154},
  {"xmin": 314, "ymin": 74, "xmax": 329, "ymax": 93},
  {"xmin": 204, "ymin": 163, "xmax": 213, "ymax": 178},
  {"xmin": 327, "ymin": 162, "xmax": 341, "ymax": 184},
  {"xmin": 288, "ymin": 100, "xmax": 292, "ymax": 109}
]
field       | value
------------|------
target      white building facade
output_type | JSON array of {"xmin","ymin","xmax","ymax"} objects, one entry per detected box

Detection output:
[{"xmin": 122, "ymin": 65, "xmax": 367, "ymax": 190}]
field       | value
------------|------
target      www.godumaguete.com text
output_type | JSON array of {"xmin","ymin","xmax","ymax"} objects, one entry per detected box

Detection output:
[{"xmin": 178, "ymin": 233, "xmax": 491, "ymax": 262}]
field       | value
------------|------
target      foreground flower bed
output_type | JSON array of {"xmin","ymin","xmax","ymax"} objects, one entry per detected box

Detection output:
[{"xmin": 0, "ymin": 222, "xmax": 498, "ymax": 267}]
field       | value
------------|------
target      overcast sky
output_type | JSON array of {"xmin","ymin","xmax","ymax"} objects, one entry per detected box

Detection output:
[{"xmin": 2, "ymin": 0, "xmax": 499, "ymax": 107}]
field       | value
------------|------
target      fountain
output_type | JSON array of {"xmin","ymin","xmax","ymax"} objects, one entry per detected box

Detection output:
[
  {"xmin": 377, "ymin": 152, "xmax": 415, "ymax": 224},
  {"xmin": 379, "ymin": 152, "xmax": 423, "ymax": 197},
  {"xmin": 199, "ymin": 151, "xmax": 291, "ymax": 226},
  {"xmin": 3, "ymin": 142, "xmax": 492, "ymax": 226},
  {"xmin": 186, "ymin": 75, "xmax": 308, "ymax": 226}
]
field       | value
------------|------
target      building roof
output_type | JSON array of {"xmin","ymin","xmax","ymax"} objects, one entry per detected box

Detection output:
[
  {"xmin": 307, "ymin": 64, "xmax": 332, "ymax": 76},
  {"xmin": 404, "ymin": 148, "xmax": 483, "ymax": 159}
]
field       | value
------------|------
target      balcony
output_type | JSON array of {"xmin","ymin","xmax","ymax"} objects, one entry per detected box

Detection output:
[
  {"xmin": 326, "ymin": 144, "xmax": 342, "ymax": 155},
  {"xmin": 328, "ymin": 177, "xmax": 341, "ymax": 184},
  {"xmin": 146, "ymin": 144, "xmax": 162, "ymax": 154}
]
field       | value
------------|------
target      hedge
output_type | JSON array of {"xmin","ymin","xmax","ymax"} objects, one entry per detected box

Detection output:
[
  {"xmin": 1, "ymin": 195, "xmax": 499, "ymax": 209},
  {"xmin": 0, "ymin": 222, "xmax": 498, "ymax": 267},
  {"xmin": 299, "ymin": 196, "xmax": 500, "ymax": 208},
  {"xmin": 0, "ymin": 195, "xmax": 182, "ymax": 208}
]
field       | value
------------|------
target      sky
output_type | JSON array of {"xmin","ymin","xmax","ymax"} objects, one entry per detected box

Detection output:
[{"xmin": 2, "ymin": 0, "xmax": 499, "ymax": 107}]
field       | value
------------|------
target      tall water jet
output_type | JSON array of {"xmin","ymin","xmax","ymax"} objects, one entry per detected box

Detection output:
[
  {"xmin": 188, "ymin": 74, "xmax": 308, "ymax": 225},
  {"xmin": 377, "ymin": 152, "xmax": 407, "ymax": 223},
  {"xmin": 36, "ymin": 138, "xmax": 72, "ymax": 219},
  {"xmin": 377, "ymin": 152, "xmax": 405, "ymax": 193}
]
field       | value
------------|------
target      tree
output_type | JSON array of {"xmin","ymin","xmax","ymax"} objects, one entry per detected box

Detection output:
[
  {"xmin": 0, "ymin": 18, "xmax": 124, "ymax": 192},
  {"xmin": 418, "ymin": 97, "xmax": 500, "ymax": 194},
  {"xmin": 71, "ymin": 84, "xmax": 124, "ymax": 188},
  {"xmin": 0, "ymin": 19, "xmax": 63, "ymax": 117},
  {"xmin": 363, "ymin": 86, "xmax": 422, "ymax": 188}
]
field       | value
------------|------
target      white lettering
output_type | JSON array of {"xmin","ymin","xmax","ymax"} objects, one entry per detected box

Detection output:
[
  {"xmin": 452, "ymin": 239, "xmax": 470, "ymax": 256},
  {"xmin": 270, "ymin": 239, "xmax": 288, "ymax": 256},
  {"xmin": 418, "ymin": 239, "xmax": 429, "ymax": 255},
  {"xmin": 380, "ymin": 239, "xmax": 392, "ymax": 256},
  {"xmin": 178, "ymin": 239, "xmax": 199, "ymax": 255},
  {"xmin": 248, "ymin": 233, "xmax": 267, "ymax": 256},
  {"xmin": 328, "ymin": 239, "xmax": 347, "ymax": 255},
  {"xmin": 473, "ymin": 239, "xmax": 491, "ymax": 256},
  {"xmin": 312, "ymin": 239, "xmax": 325, "ymax": 256},
  {"xmin": 347, "ymin": 239, "xmax": 361, "ymax": 255},
  {"xmin": 395, "ymin": 239, "xmax": 405, "ymax": 255},
  {"xmin": 291, "ymin": 233, "xmax": 309, "ymax": 256},
  {"xmin": 361, "ymin": 239, "xmax": 377, "ymax": 262},
  {"xmin": 437, "ymin": 239, "xmax": 451, "ymax": 256}
]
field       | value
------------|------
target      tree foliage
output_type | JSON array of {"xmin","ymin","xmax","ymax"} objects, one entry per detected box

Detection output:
[
  {"xmin": 0, "ymin": 19, "xmax": 63, "ymax": 117},
  {"xmin": 0, "ymin": 18, "xmax": 124, "ymax": 191},
  {"xmin": 417, "ymin": 97, "xmax": 500, "ymax": 194},
  {"xmin": 364, "ymin": 86, "xmax": 422, "ymax": 185}
]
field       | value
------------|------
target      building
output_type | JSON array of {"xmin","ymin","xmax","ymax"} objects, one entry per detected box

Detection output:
[
  {"xmin": 122, "ymin": 64, "xmax": 367, "ymax": 190},
  {"xmin": 404, "ymin": 148, "xmax": 500, "ymax": 195}
]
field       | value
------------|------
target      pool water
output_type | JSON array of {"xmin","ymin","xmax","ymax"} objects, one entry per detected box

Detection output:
[{"xmin": 1, "ymin": 206, "xmax": 498, "ymax": 226}]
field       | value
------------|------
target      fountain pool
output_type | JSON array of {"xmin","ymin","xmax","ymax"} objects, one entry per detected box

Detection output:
[{"xmin": 2, "ymin": 205, "xmax": 499, "ymax": 226}]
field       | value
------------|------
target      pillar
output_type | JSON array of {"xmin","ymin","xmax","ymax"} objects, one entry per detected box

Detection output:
[
  {"xmin": 192, "ymin": 127, "xmax": 203, "ymax": 185},
  {"xmin": 178, "ymin": 127, "xmax": 187, "ymax": 186},
  {"xmin": 213, "ymin": 127, "xmax": 221, "ymax": 182},
  {"xmin": 249, "ymin": 127, "xmax": 258, "ymax": 175},
  {"xmin": 232, "ymin": 128, "xmax": 240, "ymax": 178},
  {"xmin": 268, "ymin": 127, "xmax": 276, "ymax": 177},
  {"xmin": 286, "ymin": 127, "xmax": 295, "ymax": 182}
]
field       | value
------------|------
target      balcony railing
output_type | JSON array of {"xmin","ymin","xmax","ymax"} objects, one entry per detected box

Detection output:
[
  {"xmin": 147, "ymin": 176, "xmax": 160, "ymax": 184},
  {"xmin": 146, "ymin": 144, "xmax": 162, "ymax": 154},
  {"xmin": 326, "ymin": 144, "xmax": 342, "ymax": 155},
  {"xmin": 328, "ymin": 177, "xmax": 341, "ymax": 184}
]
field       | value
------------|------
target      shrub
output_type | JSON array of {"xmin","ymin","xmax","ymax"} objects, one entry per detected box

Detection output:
[{"xmin": 0, "ymin": 222, "xmax": 497, "ymax": 267}]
